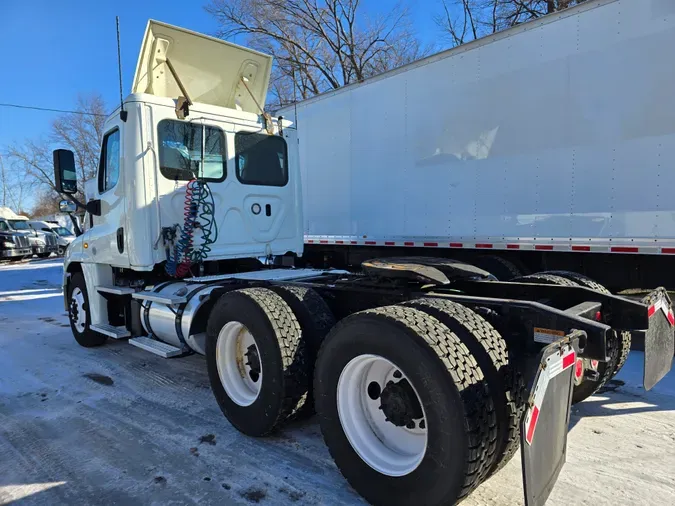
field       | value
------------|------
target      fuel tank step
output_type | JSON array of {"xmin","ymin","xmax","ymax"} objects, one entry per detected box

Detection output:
[
  {"xmin": 132, "ymin": 291, "xmax": 187, "ymax": 305},
  {"xmin": 90, "ymin": 324, "xmax": 130, "ymax": 339},
  {"xmin": 96, "ymin": 285, "xmax": 136, "ymax": 296},
  {"xmin": 128, "ymin": 336, "xmax": 182, "ymax": 358}
]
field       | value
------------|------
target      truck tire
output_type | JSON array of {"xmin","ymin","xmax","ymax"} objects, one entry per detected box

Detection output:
[
  {"xmin": 68, "ymin": 272, "xmax": 107, "ymax": 347},
  {"xmin": 314, "ymin": 305, "xmax": 496, "ymax": 506},
  {"xmin": 404, "ymin": 298, "xmax": 526, "ymax": 477},
  {"xmin": 517, "ymin": 272, "xmax": 619, "ymax": 403},
  {"xmin": 205, "ymin": 288, "xmax": 309, "ymax": 436},
  {"xmin": 269, "ymin": 285, "xmax": 335, "ymax": 414},
  {"xmin": 539, "ymin": 271, "xmax": 631, "ymax": 379},
  {"xmin": 473, "ymin": 255, "xmax": 525, "ymax": 281}
]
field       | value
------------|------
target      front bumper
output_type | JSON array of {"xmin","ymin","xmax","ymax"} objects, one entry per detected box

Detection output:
[{"xmin": 1, "ymin": 247, "xmax": 32, "ymax": 258}]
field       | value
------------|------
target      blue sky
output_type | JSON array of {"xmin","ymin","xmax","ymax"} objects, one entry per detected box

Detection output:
[{"xmin": 0, "ymin": 0, "xmax": 444, "ymax": 154}]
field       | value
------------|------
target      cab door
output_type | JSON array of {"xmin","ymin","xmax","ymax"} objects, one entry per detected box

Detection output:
[{"xmin": 85, "ymin": 122, "xmax": 130, "ymax": 267}]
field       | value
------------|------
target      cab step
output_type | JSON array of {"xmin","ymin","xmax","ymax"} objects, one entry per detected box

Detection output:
[
  {"xmin": 132, "ymin": 291, "xmax": 187, "ymax": 305},
  {"xmin": 90, "ymin": 324, "xmax": 130, "ymax": 339},
  {"xmin": 128, "ymin": 336, "xmax": 182, "ymax": 358},
  {"xmin": 96, "ymin": 285, "xmax": 136, "ymax": 296}
]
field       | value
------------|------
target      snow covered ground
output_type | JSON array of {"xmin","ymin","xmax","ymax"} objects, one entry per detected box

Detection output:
[{"xmin": 0, "ymin": 259, "xmax": 673, "ymax": 506}]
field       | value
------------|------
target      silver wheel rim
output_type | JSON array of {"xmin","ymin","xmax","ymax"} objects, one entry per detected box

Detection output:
[
  {"xmin": 337, "ymin": 354, "xmax": 427, "ymax": 477},
  {"xmin": 70, "ymin": 287, "xmax": 86, "ymax": 333},
  {"xmin": 215, "ymin": 321, "xmax": 262, "ymax": 406}
]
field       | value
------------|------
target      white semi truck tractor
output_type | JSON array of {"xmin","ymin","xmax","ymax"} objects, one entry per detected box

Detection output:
[{"xmin": 53, "ymin": 14, "xmax": 674, "ymax": 506}]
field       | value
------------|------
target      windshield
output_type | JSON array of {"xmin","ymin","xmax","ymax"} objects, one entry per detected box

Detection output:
[
  {"xmin": 54, "ymin": 227, "xmax": 74, "ymax": 237},
  {"xmin": 8, "ymin": 220, "xmax": 29, "ymax": 230}
]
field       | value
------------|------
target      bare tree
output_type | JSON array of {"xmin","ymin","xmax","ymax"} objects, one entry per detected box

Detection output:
[
  {"xmin": 6, "ymin": 93, "xmax": 106, "ymax": 205},
  {"xmin": 437, "ymin": 0, "xmax": 586, "ymax": 46},
  {"xmin": 205, "ymin": 0, "xmax": 427, "ymax": 108},
  {"xmin": 0, "ymin": 153, "xmax": 36, "ymax": 213}
]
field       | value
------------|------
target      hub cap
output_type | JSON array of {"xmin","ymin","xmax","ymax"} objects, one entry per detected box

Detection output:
[
  {"xmin": 70, "ymin": 287, "xmax": 86, "ymax": 333},
  {"xmin": 215, "ymin": 321, "xmax": 262, "ymax": 406},
  {"xmin": 337, "ymin": 354, "xmax": 427, "ymax": 477}
]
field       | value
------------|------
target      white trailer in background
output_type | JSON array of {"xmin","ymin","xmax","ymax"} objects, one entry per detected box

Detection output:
[
  {"xmin": 49, "ymin": 9, "xmax": 674, "ymax": 506},
  {"xmin": 279, "ymin": 0, "xmax": 675, "ymax": 289}
]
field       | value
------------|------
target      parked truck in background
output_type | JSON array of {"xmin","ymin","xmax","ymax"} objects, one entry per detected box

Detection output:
[
  {"xmin": 0, "ymin": 207, "xmax": 58, "ymax": 259},
  {"xmin": 50, "ymin": 4, "xmax": 674, "ymax": 505}
]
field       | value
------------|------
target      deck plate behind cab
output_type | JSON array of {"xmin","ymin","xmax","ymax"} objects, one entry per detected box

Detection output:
[{"xmin": 361, "ymin": 257, "xmax": 493, "ymax": 285}]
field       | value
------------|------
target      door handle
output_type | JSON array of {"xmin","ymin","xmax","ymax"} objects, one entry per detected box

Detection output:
[{"xmin": 117, "ymin": 227, "xmax": 124, "ymax": 254}]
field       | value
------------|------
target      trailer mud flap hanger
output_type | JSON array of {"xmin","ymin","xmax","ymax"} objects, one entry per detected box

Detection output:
[{"xmin": 520, "ymin": 332, "xmax": 581, "ymax": 506}]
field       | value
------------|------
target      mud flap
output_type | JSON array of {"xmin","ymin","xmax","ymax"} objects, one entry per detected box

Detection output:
[
  {"xmin": 521, "ymin": 334, "xmax": 580, "ymax": 506},
  {"xmin": 643, "ymin": 288, "xmax": 675, "ymax": 390}
]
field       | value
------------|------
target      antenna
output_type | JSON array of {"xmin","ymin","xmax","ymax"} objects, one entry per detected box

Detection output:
[{"xmin": 116, "ymin": 16, "xmax": 127, "ymax": 122}]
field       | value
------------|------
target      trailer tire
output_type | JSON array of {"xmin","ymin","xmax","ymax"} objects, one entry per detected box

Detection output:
[
  {"xmin": 68, "ymin": 272, "xmax": 106, "ymax": 348},
  {"xmin": 510, "ymin": 273, "xmax": 579, "ymax": 287},
  {"xmin": 539, "ymin": 270, "xmax": 610, "ymax": 294},
  {"xmin": 269, "ymin": 285, "xmax": 335, "ymax": 414},
  {"xmin": 206, "ymin": 288, "xmax": 309, "ymax": 436},
  {"xmin": 314, "ymin": 305, "xmax": 496, "ymax": 506},
  {"xmin": 517, "ymin": 272, "xmax": 619, "ymax": 403},
  {"xmin": 404, "ymin": 298, "xmax": 526, "ymax": 476},
  {"xmin": 538, "ymin": 271, "xmax": 632, "ymax": 381},
  {"xmin": 474, "ymin": 255, "xmax": 525, "ymax": 281}
]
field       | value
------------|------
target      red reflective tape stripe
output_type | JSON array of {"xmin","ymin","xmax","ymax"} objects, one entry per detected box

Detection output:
[
  {"xmin": 307, "ymin": 240, "xmax": 314, "ymax": 244},
  {"xmin": 365, "ymin": 241, "xmax": 377, "ymax": 245},
  {"xmin": 404, "ymin": 242, "xmax": 415, "ymax": 247},
  {"xmin": 507, "ymin": 244, "xmax": 520, "ymax": 249},
  {"xmin": 526, "ymin": 406, "xmax": 540, "ymax": 445},
  {"xmin": 350, "ymin": 241, "xmax": 358, "ymax": 245},
  {"xmin": 669, "ymin": 311, "xmax": 675, "ymax": 326},
  {"xmin": 611, "ymin": 246, "xmax": 639, "ymax": 253},
  {"xmin": 648, "ymin": 305, "xmax": 656, "ymax": 318},
  {"xmin": 449, "ymin": 243, "xmax": 463, "ymax": 248},
  {"xmin": 335, "ymin": 240, "xmax": 344, "ymax": 244},
  {"xmin": 663, "ymin": 248, "xmax": 675, "ymax": 254},
  {"xmin": 562, "ymin": 351, "xmax": 576, "ymax": 370},
  {"xmin": 424, "ymin": 242, "xmax": 438, "ymax": 247},
  {"xmin": 572, "ymin": 245, "xmax": 591, "ymax": 252},
  {"xmin": 535, "ymin": 245, "xmax": 554, "ymax": 251},
  {"xmin": 475, "ymin": 243, "xmax": 493, "ymax": 249},
  {"xmin": 385, "ymin": 241, "xmax": 395, "ymax": 246},
  {"xmin": 320, "ymin": 240, "xmax": 329, "ymax": 244}
]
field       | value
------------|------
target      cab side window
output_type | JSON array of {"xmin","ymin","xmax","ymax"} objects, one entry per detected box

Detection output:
[
  {"xmin": 98, "ymin": 129, "xmax": 121, "ymax": 193},
  {"xmin": 0, "ymin": 221, "xmax": 8, "ymax": 231}
]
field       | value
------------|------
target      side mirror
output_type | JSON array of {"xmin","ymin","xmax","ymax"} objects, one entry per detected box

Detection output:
[
  {"xmin": 59, "ymin": 200, "xmax": 77, "ymax": 213},
  {"xmin": 53, "ymin": 149, "xmax": 78, "ymax": 194}
]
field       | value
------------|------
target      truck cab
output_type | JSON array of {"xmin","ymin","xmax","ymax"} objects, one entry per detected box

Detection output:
[{"xmin": 54, "ymin": 20, "xmax": 303, "ymax": 325}]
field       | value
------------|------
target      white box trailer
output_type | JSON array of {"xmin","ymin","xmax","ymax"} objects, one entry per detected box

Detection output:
[{"xmin": 279, "ymin": 0, "xmax": 675, "ymax": 288}]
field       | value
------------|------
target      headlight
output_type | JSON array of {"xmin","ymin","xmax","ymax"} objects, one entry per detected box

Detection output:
[{"xmin": 2, "ymin": 241, "xmax": 14, "ymax": 248}]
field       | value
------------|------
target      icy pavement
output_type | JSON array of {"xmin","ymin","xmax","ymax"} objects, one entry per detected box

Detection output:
[{"xmin": 0, "ymin": 260, "xmax": 673, "ymax": 505}]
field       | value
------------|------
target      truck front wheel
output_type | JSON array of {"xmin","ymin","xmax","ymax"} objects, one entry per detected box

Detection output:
[
  {"xmin": 205, "ymin": 288, "xmax": 310, "ymax": 436},
  {"xmin": 68, "ymin": 272, "xmax": 106, "ymax": 347},
  {"xmin": 314, "ymin": 305, "xmax": 495, "ymax": 506}
]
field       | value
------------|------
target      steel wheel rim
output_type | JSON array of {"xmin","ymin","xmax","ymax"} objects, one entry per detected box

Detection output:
[
  {"xmin": 215, "ymin": 321, "xmax": 262, "ymax": 407},
  {"xmin": 70, "ymin": 287, "xmax": 86, "ymax": 333},
  {"xmin": 337, "ymin": 354, "xmax": 428, "ymax": 477}
]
